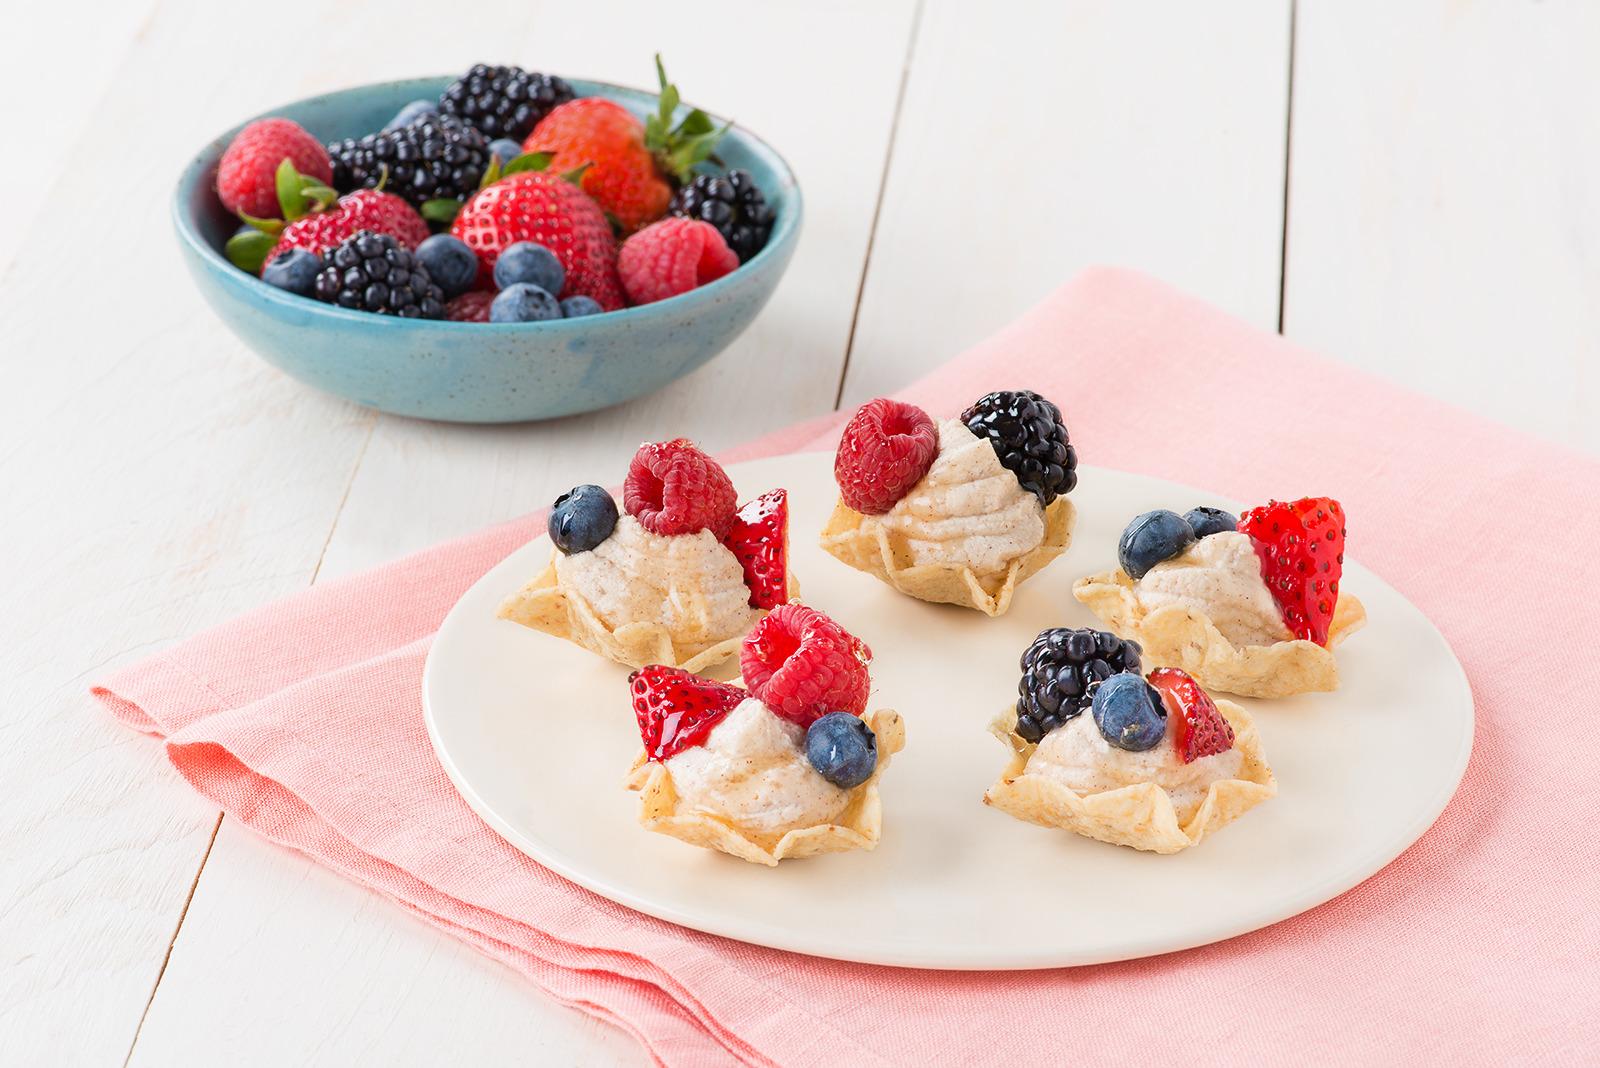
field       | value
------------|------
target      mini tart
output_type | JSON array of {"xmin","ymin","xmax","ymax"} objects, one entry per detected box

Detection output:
[
  {"xmin": 498, "ymin": 560, "xmax": 798, "ymax": 674},
  {"xmin": 1073, "ymin": 569, "xmax": 1366, "ymax": 699},
  {"xmin": 625, "ymin": 708, "xmax": 905, "ymax": 866},
  {"xmin": 982, "ymin": 702, "xmax": 1275, "ymax": 854},
  {"xmin": 820, "ymin": 497, "xmax": 1074, "ymax": 618}
]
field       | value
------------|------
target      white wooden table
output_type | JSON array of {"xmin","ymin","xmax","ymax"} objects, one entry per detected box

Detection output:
[{"xmin": 5, "ymin": 1, "xmax": 1596, "ymax": 1062}]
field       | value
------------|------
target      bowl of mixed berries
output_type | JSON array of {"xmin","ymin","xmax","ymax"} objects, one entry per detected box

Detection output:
[{"xmin": 173, "ymin": 59, "xmax": 800, "ymax": 423}]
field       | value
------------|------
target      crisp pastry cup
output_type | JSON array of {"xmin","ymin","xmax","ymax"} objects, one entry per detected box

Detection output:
[
  {"xmin": 624, "ymin": 708, "xmax": 906, "ymax": 866},
  {"xmin": 818, "ymin": 496, "xmax": 1075, "ymax": 617},
  {"xmin": 498, "ymin": 554, "xmax": 798, "ymax": 673},
  {"xmin": 1073, "ymin": 570, "xmax": 1367, "ymax": 699},
  {"xmin": 982, "ymin": 702, "xmax": 1275, "ymax": 854}
]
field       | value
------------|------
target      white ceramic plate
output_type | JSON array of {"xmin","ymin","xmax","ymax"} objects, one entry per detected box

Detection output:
[{"xmin": 424, "ymin": 455, "xmax": 1473, "ymax": 970}]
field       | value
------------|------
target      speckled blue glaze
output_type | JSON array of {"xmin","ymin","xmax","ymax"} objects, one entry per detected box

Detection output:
[{"xmin": 173, "ymin": 77, "xmax": 801, "ymax": 423}]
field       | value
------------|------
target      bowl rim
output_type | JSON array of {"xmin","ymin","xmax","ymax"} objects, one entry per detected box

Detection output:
[{"xmin": 172, "ymin": 74, "xmax": 804, "ymax": 331}]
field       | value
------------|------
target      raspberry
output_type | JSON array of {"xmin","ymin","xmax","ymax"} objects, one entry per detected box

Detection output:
[
  {"xmin": 1147, "ymin": 668, "xmax": 1234, "ymax": 763},
  {"xmin": 446, "ymin": 290, "xmax": 495, "ymax": 322},
  {"xmin": 217, "ymin": 118, "xmax": 333, "ymax": 220},
  {"xmin": 617, "ymin": 218, "xmax": 739, "ymax": 305},
  {"xmin": 833, "ymin": 398, "xmax": 939, "ymax": 515},
  {"xmin": 740, "ymin": 604, "xmax": 872, "ymax": 728},
  {"xmin": 1238, "ymin": 496, "xmax": 1347, "ymax": 645},
  {"xmin": 622, "ymin": 439, "xmax": 737, "ymax": 537},
  {"xmin": 630, "ymin": 665, "xmax": 744, "ymax": 761}
]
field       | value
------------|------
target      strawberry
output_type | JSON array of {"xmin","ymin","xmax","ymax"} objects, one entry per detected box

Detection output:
[
  {"xmin": 217, "ymin": 118, "xmax": 332, "ymax": 220},
  {"xmin": 450, "ymin": 171, "xmax": 625, "ymax": 310},
  {"xmin": 264, "ymin": 189, "xmax": 428, "ymax": 272},
  {"xmin": 1238, "ymin": 496, "xmax": 1347, "ymax": 645},
  {"xmin": 623, "ymin": 439, "xmax": 738, "ymax": 538},
  {"xmin": 1147, "ymin": 668, "xmax": 1234, "ymax": 764},
  {"xmin": 723, "ymin": 489, "xmax": 788, "ymax": 610},
  {"xmin": 617, "ymin": 218, "xmax": 739, "ymax": 305},
  {"xmin": 521, "ymin": 55, "xmax": 725, "ymax": 234},
  {"xmin": 630, "ymin": 665, "xmax": 745, "ymax": 761}
]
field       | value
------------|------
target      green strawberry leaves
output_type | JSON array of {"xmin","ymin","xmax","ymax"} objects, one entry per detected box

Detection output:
[
  {"xmin": 225, "ymin": 227, "xmax": 278, "ymax": 272},
  {"xmin": 644, "ymin": 54, "xmax": 730, "ymax": 184},
  {"xmin": 274, "ymin": 158, "xmax": 337, "ymax": 222},
  {"xmin": 500, "ymin": 151, "xmax": 553, "ymax": 178},
  {"xmin": 420, "ymin": 198, "xmax": 462, "ymax": 224}
]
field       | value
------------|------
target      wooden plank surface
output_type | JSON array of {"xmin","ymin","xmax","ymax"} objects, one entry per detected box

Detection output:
[
  {"xmin": 841, "ymin": 0, "xmax": 1293, "ymax": 406},
  {"xmin": 1284, "ymin": 0, "xmax": 1600, "ymax": 455}
]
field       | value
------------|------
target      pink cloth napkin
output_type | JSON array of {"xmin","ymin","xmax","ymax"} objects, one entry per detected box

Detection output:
[{"xmin": 96, "ymin": 268, "xmax": 1600, "ymax": 1065}]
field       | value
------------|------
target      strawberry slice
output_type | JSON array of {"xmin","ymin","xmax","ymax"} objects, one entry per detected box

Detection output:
[
  {"xmin": 1147, "ymin": 668, "xmax": 1234, "ymax": 763},
  {"xmin": 1238, "ymin": 496, "xmax": 1347, "ymax": 645},
  {"xmin": 629, "ymin": 665, "xmax": 746, "ymax": 762},
  {"xmin": 723, "ymin": 489, "xmax": 789, "ymax": 610}
]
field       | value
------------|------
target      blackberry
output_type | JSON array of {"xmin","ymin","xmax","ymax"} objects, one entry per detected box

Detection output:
[
  {"xmin": 1015, "ymin": 628, "xmax": 1142, "ymax": 744},
  {"xmin": 439, "ymin": 64, "xmax": 574, "ymax": 142},
  {"xmin": 326, "ymin": 114, "xmax": 490, "ymax": 207},
  {"xmin": 668, "ymin": 170, "xmax": 776, "ymax": 263},
  {"xmin": 312, "ymin": 231, "xmax": 446, "ymax": 319},
  {"xmin": 961, "ymin": 389, "xmax": 1077, "ymax": 506}
]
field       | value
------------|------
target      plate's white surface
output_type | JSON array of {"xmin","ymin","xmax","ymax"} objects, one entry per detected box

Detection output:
[{"xmin": 424, "ymin": 455, "xmax": 1473, "ymax": 970}]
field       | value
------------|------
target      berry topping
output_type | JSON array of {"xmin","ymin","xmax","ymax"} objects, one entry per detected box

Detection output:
[
  {"xmin": 833, "ymin": 398, "xmax": 939, "ymax": 515},
  {"xmin": 1118, "ymin": 509, "xmax": 1198, "ymax": 580},
  {"xmin": 622, "ymin": 439, "xmax": 738, "ymax": 538},
  {"xmin": 217, "ymin": 118, "xmax": 333, "ymax": 220},
  {"xmin": 312, "ymin": 231, "xmax": 446, "ymax": 319},
  {"xmin": 805, "ymin": 712, "xmax": 879, "ymax": 789},
  {"xmin": 630, "ymin": 665, "xmax": 745, "ymax": 762},
  {"xmin": 326, "ymin": 113, "xmax": 490, "ymax": 208},
  {"xmin": 1238, "ymin": 496, "xmax": 1347, "ymax": 645},
  {"xmin": 548, "ymin": 484, "xmax": 618, "ymax": 555},
  {"xmin": 669, "ymin": 169, "xmax": 776, "ymax": 264},
  {"xmin": 1015, "ymin": 627, "xmax": 1142, "ymax": 744},
  {"xmin": 618, "ymin": 217, "xmax": 740, "ymax": 305},
  {"xmin": 559, "ymin": 295, "xmax": 603, "ymax": 318},
  {"xmin": 490, "ymin": 283, "xmax": 562, "ymax": 323},
  {"xmin": 741, "ymin": 604, "xmax": 872, "ymax": 728},
  {"xmin": 1183, "ymin": 506, "xmax": 1238, "ymax": 538},
  {"xmin": 723, "ymin": 489, "xmax": 789, "ymax": 610},
  {"xmin": 1147, "ymin": 668, "xmax": 1234, "ymax": 763},
  {"xmin": 960, "ymin": 390, "xmax": 1077, "ymax": 506},
  {"xmin": 438, "ymin": 64, "xmax": 575, "ymax": 142},
  {"xmin": 493, "ymin": 241, "xmax": 566, "ymax": 295},
  {"xmin": 1090, "ymin": 672, "xmax": 1167, "ymax": 753},
  {"xmin": 446, "ymin": 290, "xmax": 495, "ymax": 322},
  {"xmin": 415, "ymin": 234, "xmax": 479, "ymax": 298}
]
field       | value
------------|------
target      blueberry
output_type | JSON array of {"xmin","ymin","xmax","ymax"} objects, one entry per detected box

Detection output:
[
  {"xmin": 261, "ymin": 248, "xmax": 321, "ymax": 298},
  {"xmin": 488, "ymin": 138, "xmax": 525, "ymax": 164},
  {"xmin": 415, "ymin": 234, "xmax": 478, "ymax": 298},
  {"xmin": 489, "ymin": 283, "xmax": 562, "ymax": 323},
  {"xmin": 384, "ymin": 99, "xmax": 437, "ymax": 131},
  {"xmin": 805, "ymin": 712, "xmax": 878, "ymax": 788},
  {"xmin": 1183, "ymin": 506, "xmax": 1238, "ymax": 538},
  {"xmin": 1091, "ymin": 672, "xmax": 1167, "ymax": 752},
  {"xmin": 493, "ymin": 241, "xmax": 565, "ymax": 295},
  {"xmin": 560, "ymin": 295, "xmax": 603, "ymax": 319},
  {"xmin": 1118, "ymin": 509, "xmax": 1197, "ymax": 580},
  {"xmin": 548, "ymin": 484, "xmax": 618, "ymax": 554}
]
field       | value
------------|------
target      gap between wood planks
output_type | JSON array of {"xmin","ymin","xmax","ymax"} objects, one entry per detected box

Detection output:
[
  {"xmin": 1276, "ymin": 0, "xmax": 1298, "ymax": 335},
  {"xmin": 833, "ymin": 0, "xmax": 925, "ymax": 412}
]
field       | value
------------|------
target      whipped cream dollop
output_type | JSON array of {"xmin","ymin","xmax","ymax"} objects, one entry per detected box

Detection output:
[
  {"xmin": 1024, "ymin": 709, "xmax": 1243, "ymax": 823},
  {"xmin": 665, "ymin": 698, "xmax": 850, "ymax": 837},
  {"xmin": 1134, "ymin": 530, "xmax": 1293, "ymax": 647},
  {"xmin": 866, "ymin": 418, "xmax": 1045, "ymax": 576},
  {"xmin": 554, "ymin": 515, "xmax": 757, "ymax": 644}
]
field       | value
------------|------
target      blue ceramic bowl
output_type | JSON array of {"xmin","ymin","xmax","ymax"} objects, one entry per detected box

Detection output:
[{"xmin": 173, "ymin": 76, "xmax": 801, "ymax": 423}]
